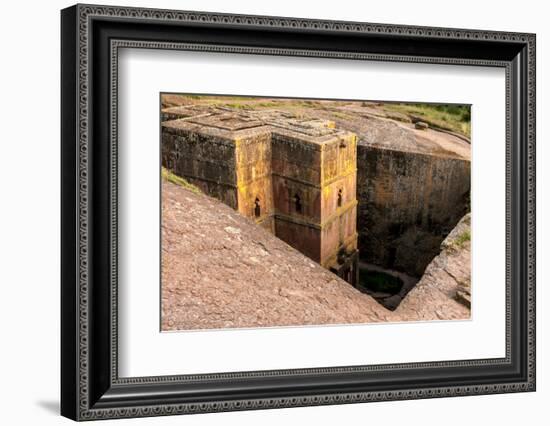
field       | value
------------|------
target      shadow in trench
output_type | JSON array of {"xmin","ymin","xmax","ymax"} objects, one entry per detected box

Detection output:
[{"xmin": 356, "ymin": 261, "xmax": 419, "ymax": 310}]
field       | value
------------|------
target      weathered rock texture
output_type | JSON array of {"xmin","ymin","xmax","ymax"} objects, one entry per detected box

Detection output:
[
  {"xmin": 298, "ymin": 103, "xmax": 471, "ymax": 278},
  {"xmin": 357, "ymin": 146, "xmax": 470, "ymax": 277},
  {"xmin": 395, "ymin": 213, "xmax": 471, "ymax": 320},
  {"xmin": 162, "ymin": 100, "xmax": 471, "ymax": 280},
  {"xmin": 162, "ymin": 107, "xmax": 359, "ymax": 285},
  {"xmin": 161, "ymin": 181, "xmax": 392, "ymax": 330},
  {"xmin": 161, "ymin": 181, "xmax": 470, "ymax": 330},
  {"xmin": 160, "ymin": 97, "xmax": 472, "ymax": 325}
]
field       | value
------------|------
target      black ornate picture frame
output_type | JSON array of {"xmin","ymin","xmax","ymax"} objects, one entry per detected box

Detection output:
[{"xmin": 61, "ymin": 4, "xmax": 536, "ymax": 421}]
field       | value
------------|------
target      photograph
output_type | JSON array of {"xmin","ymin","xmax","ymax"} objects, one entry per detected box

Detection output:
[{"xmin": 160, "ymin": 94, "xmax": 472, "ymax": 331}]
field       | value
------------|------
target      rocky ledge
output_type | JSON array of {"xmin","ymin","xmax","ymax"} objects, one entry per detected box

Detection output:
[{"xmin": 395, "ymin": 214, "xmax": 471, "ymax": 320}]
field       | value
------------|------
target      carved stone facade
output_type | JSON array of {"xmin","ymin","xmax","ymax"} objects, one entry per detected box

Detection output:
[{"xmin": 161, "ymin": 106, "xmax": 359, "ymax": 285}]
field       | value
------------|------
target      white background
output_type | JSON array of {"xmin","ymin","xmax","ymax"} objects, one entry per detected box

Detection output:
[
  {"xmin": 0, "ymin": 0, "xmax": 547, "ymax": 425},
  {"xmin": 119, "ymin": 50, "xmax": 505, "ymax": 377}
]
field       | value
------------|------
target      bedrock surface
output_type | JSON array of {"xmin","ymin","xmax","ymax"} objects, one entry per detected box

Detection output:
[
  {"xmin": 161, "ymin": 181, "xmax": 469, "ymax": 331},
  {"xmin": 356, "ymin": 145, "xmax": 470, "ymax": 277},
  {"xmin": 395, "ymin": 213, "xmax": 471, "ymax": 320},
  {"xmin": 161, "ymin": 98, "xmax": 471, "ymax": 278}
]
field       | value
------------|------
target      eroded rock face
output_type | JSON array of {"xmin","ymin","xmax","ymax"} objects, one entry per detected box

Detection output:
[
  {"xmin": 161, "ymin": 101, "xmax": 471, "ymax": 281},
  {"xmin": 289, "ymin": 104, "xmax": 471, "ymax": 278},
  {"xmin": 395, "ymin": 214, "xmax": 471, "ymax": 320},
  {"xmin": 161, "ymin": 181, "xmax": 395, "ymax": 331},
  {"xmin": 159, "ymin": 98, "xmax": 472, "ymax": 329},
  {"xmin": 356, "ymin": 145, "xmax": 470, "ymax": 277},
  {"xmin": 161, "ymin": 181, "xmax": 470, "ymax": 331}
]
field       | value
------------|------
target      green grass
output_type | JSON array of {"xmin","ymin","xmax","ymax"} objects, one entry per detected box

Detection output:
[
  {"xmin": 183, "ymin": 94, "xmax": 204, "ymax": 100},
  {"xmin": 382, "ymin": 103, "xmax": 471, "ymax": 138},
  {"xmin": 453, "ymin": 230, "xmax": 471, "ymax": 248},
  {"xmin": 161, "ymin": 167, "xmax": 202, "ymax": 194},
  {"xmin": 163, "ymin": 95, "xmax": 325, "ymax": 111},
  {"xmin": 329, "ymin": 111, "xmax": 353, "ymax": 120},
  {"xmin": 178, "ymin": 95, "xmax": 258, "ymax": 102},
  {"xmin": 358, "ymin": 269, "xmax": 404, "ymax": 294},
  {"xmin": 220, "ymin": 101, "xmax": 280, "ymax": 110}
]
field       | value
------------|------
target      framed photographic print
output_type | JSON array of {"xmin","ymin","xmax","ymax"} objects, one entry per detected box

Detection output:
[{"xmin": 60, "ymin": 4, "xmax": 536, "ymax": 421}]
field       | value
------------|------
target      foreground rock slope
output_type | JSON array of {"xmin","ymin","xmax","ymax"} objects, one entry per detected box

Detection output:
[
  {"xmin": 161, "ymin": 181, "xmax": 397, "ymax": 330},
  {"xmin": 162, "ymin": 181, "xmax": 470, "ymax": 330}
]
